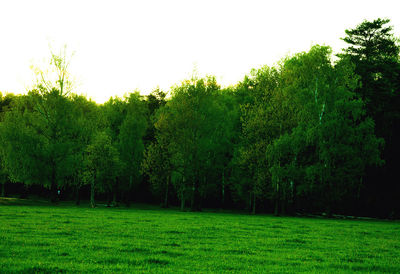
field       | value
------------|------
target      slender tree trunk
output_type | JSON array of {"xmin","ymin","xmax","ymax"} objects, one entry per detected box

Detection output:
[
  {"xmin": 1, "ymin": 182, "xmax": 5, "ymax": 197},
  {"xmin": 50, "ymin": 164, "xmax": 57, "ymax": 203},
  {"xmin": 180, "ymin": 177, "xmax": 186, "ymax": 211},
  {"xmin": 124, "ymin": 191, "xmax": 131, "ymax": 207},
  {"xmin": 292, "ymin": 181, "xmax": 297, "ymax": 215},
  {"xmin": 163, "ymin": 175, "xmax": 170, "ymax": 208},
  {"xmin": 191, "ymin": 180, "xmax": 195, "ymax": 211},
  {"xmin": 180, "ymin": 190, "xmax": 185, "ymax": 211},
  {"xmin": 107, "ymin": 191, "xmax": 112, "ymax": 207},
  {"xmin": 112, "ymin": 192, "xmax": 117, "ymax": 206},
  {"xmin": 326, "ymin": 185, "xmax": 332, "ymax": 217},
  {"xmin": 125, "ymin": 175, "xmax": 133, "ymax": 207},
  {"xmin": 274, "ymin": 182, "xmax": 280, "ymax": 216},
  {"xmin": 357, "ymin": 177, "xmax": 363, "ymax": 215},
  {"xmin": 112, "ymin": 178, "xmax": 118, "ymax": 207},
  {"xmin": 252, "ymin": 191, "xmax": 256, "ymax": 215},
  {"xmin": 191, "ymin": 177, "xmax": 201, "ymax": 211},
  {"xmin": 274, "ymin": 199, "xmax": 279, "ymax": 216},
  {"xmin": 90, "ymin": 175, "xmax": 96, "ymax": 208},
  {"xmin": 248, "ymin": 191, "xmax": 252, "ymax": 212},
  {"xmin": 221, "ymin": 169, "xmax": 225, "ymax": 208},
  {"xmin": 75, "ymin": 185, "xmax": 81, "ymax": 205}
]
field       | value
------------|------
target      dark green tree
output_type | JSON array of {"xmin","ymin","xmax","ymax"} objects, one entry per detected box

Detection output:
[
  {"xmin": 340, "ymin": 18, "xmax": 400, "ymax": 216},
  {"xmin": 0, "ymin": 48, "xmax": 81, "ymax": 202},
  {"xmin": 69, "ymin": 94, "xmax": 99, "ymax": 205},
  {"xmin": 85, "ymin": 131, "xmax": 122, "ymax": 208},
  {"xmin": 153, "ymin": 76, "xmax": 229, "ymax": 211},
  {"xmin": 118, "ymin": 93, "xmax": 148, "ymax": 205},
  {"xmin": 0, "ymin": 92, "xmax": 16, "ymax": 197},
  {"xmin": 270, "ymin": 46, "xmax": 383, "ymax": 215}
]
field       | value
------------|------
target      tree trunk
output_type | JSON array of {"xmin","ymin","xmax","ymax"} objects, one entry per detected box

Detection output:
[
  {"xmin": 107, "ymin": 191, "xmax": 112, "ymax": 207},
  {"xmin": 281, "ymin": 185, "xmax": 287, "ymax": 215},
  {"xmin": 274, "ymin": 182, "xmax": 280, "ymax": 216},
  {"xmin": 325, "ymin": 178, "xmax": 333, "ymax": 217},
  {"xmin": 163, "ymin": 175, "xmax": 170, "ymax": 208},
  {"xmin": 356, "ymin": 177, "xmax": 363, "ymax": 215},
  {"xmin": 190, "ymin": 180, "xmax": 195, "ymax": 211},
  {"xmin": 180, "ymin": 190, "xmax": 185, "ymax": 211},
  {"xmin": 112, "ymin": 178, "xmax": 118, "ymax": 207},
  {"xmin": 90, "ymin": 175, "xmax": 96, "ymax": 208},
  {"xmin": 249, "ymin": 191, "xmax": 252, "ymax": 212},
  {"xmin": 123, "ymin": 175, "xmax": 133, "ymax": 207},
  {"xmin": 112, "ymin": 191, "xmax": 117, "ymax": 207},
  {"xmin": 221, "ymin": 169, "xmax": 225, "ymax": 208},
  {"xmin": 292, "ymin": 181, "xmax": 297, "ymax": 215},
  {"xmin": 252, "ymin": 192, "xmax": 256, "ymax": 215},
  {"xmin": 191, "ymin": 177, "xmax": 201, "ymax": 211},
  {"xmin": 75, "ymin": 185, "xmax": 81, "ymax": 205},
  {"xmin": 50, "ymin": 164, "xmax": 57, "ymax": 203},
  {"xmin": 124, "ymin": 190, "xmax": 131, "ymax": 207},
  {"xmin": 1, "ymin": 182, "xmax": 5, "ymax": 197},
  {"xmin": 180, "ymin": 177, "xmax": 186, "ymax": 211}
]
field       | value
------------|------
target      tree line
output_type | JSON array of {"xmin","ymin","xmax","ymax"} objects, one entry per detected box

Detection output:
[{"xmin": 1, "ymin": 19, "xmax": 399, "ymax": 217}]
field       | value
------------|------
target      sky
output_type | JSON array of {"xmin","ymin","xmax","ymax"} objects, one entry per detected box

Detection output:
[{"xmin": 0, "ymin": 0, "xmax": 399, "ymax": 103}]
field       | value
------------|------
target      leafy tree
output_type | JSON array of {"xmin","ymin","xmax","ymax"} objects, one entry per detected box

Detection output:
[
  {"xmin": 235, "ymin": 65, "xmax": 293, "ymax": 214},
  {"xmin": 118, "ymin": 93, "xmax": 148, "ymax": 205},
  {"xmin": 153, "ymin": 76, "xmax": 228, "ymax": 211},
  {"xmin": 0, "ymin": 48, "xmax": 81, "ymax": 202},
  {"xmin": 68, "ymin": 94, "xmax": 99, "ymax": 204},
  {"xmin": 85, "ymin": 131, "xmax": 122, "ymax": 208},
  {"xmin": 340, "ymin": 18, "xmax": 400, "ymax": 216},
  {"xmin": 146, "ymin": 88, "xmax": 167, "ymax": 117},
  {"xmin": 142, "ymin": 136, "xmax": 173, "ymax": 208},
  {"xmin": 0, "ymin": 92, "xmax": 16, "ymax": 197},
  {"xmin": 270, "ymin": 46, "xmax": 383, "ymax": 215},
  {"xmin": 0, "ymin": 91, "xmax": 78, "ymax": 202},
  {"xmin": 101, "ymin": 97, "xmax": 126, "ymax": 205}
]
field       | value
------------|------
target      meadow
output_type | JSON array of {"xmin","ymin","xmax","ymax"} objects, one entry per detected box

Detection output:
[{"xmin": 0, "ymin": 198, "xmax": 399, "ymax": 273}]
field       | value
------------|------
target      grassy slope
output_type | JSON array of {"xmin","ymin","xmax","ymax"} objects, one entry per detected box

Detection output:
[{"xmin": 0, "ymin": 198, "xmax": 399, "ymax": 273}]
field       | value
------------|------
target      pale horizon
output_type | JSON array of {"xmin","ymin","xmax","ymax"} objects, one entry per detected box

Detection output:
[{"xmin": 0, "ymin": 0, "xmax": 399, "ymax": 103}]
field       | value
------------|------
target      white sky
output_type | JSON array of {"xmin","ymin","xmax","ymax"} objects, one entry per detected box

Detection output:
[{"xmin": 0, "ymin": 0, "xmax": 399, "ymax": 103}]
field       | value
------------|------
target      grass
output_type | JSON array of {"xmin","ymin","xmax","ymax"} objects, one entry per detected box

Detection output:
[{"xmin": 0, "ymin": 198, "xmax": 399, "ymax": 273}]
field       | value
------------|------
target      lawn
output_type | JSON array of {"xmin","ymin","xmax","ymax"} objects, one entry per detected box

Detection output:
[{"xmin": 0, "ymin": 198, "xmax": 399, "ymax": 273}]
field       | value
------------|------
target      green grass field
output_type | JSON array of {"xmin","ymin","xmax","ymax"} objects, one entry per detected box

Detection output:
[{"xmin": 0, "ymin": 198, "xmax": 399, "ymax": 273}]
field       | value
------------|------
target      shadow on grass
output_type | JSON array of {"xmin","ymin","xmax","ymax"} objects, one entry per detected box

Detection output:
[
  {"xmin": 144, "ymin": 258, "xmax": 169, "ymax": 265},
  {"xmin": 22, "ymin": 266, "xmax": 66, "ymax": 273}
]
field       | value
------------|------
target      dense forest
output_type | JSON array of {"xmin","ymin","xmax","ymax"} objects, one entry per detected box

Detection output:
[{"xmin": 0, "ymin": 18, "xmax": 399, "ymax": 218}]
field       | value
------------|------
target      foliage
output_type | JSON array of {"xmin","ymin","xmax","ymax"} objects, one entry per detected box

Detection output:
[{"xmin": 85, "ymin": 131, "xmax": 122, "ymax": 207}]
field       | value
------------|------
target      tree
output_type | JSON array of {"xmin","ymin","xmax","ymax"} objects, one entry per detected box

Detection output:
[
  {"xmin": 0, "ymin": 47, "xmax": 80, "ymax": 202},
  {"xmin": 0, "ymin": 93, "xmax": 16, "ymax": 197},
  {"xmin": 100, "ymin": 96, "xmax": 126, "ymax": 205},
  {"xmin": 235, "ymin": 65, "xmax": 295, "ymax": 214},
  {"xmin": 118, "ymin": 93, "xmax": 148, "ymax": 205},
  {"xmin": 85, "ymin": 131, "xmax": 122, "ymax": 208},
  {"xmin": 153, "ymin": 76, "xmax": 228, "ymax": 211},
  {"xmin": 340, "ymin": 18, "xmax": 400, "ymax": 216},
  {"xmin": 270, "ymin": 46, "xmax": 383, "ymax": 215},
  {"xmin": 68, "ymin": 94, "xmax": 99, "ymax": 205},
  {"xmin": 142, "ymin": 136, "xmax": 173, "ymax": 208},
  {"xmin": 340, "ymin": 18, "xmax": 400, "ymax": 130}
]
